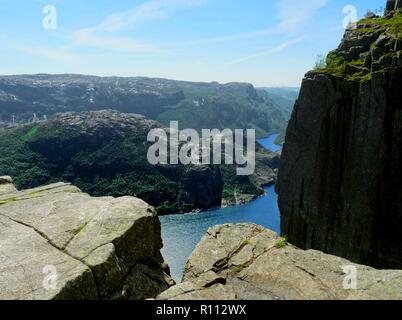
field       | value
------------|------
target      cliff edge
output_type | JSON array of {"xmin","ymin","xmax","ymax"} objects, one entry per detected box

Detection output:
[
  {"xmin": 157, "ymin": 224, "xmax": 402, "ymax": 300},
  {"xmin": 276, "ymin": 7, "xmax": 402, "ymax": 268},
  {"xmin": 0, "ymin": 178, "xmax": 174, "ymax": 299}
]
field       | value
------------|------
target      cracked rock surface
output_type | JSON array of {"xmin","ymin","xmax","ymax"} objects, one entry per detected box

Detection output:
[
  {"xmin": 0, "ymin": 181, "xmax": 173, "ymax": 300},
  {"xmin": 156, "ymin": 224, "xmax": 402, "ymax": 300}
]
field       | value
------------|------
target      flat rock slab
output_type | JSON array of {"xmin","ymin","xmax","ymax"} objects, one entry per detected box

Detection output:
[
  {"xmin": 157, "ymin": 224, "xmax": 402, "ymax": 300},
  {"xmin": 0, "ymin": 182, "xmax": 173, "ymax": 300}
]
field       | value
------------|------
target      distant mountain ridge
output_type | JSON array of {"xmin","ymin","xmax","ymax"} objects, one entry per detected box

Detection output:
[
  {"xmin": 0, "ymin": 74, "xmax": 295, "ymax": 138},
  {"xmin": 257, "ymin": 87, "xmax": 300, "ymax": 114}
]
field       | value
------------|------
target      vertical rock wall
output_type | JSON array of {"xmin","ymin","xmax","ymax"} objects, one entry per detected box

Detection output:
[{"xmin": 276, "ymin": 8, "xmax": 402, "ymax": 268}]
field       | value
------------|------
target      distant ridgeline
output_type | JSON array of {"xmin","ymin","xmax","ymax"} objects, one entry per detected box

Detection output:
[
  {"xmin": 0, "ymin": 75, "xmax": 297, "ymax": 139},
  {"xmin": 0, "ymin": 110, "xmax": 280, "ymax": 215}
]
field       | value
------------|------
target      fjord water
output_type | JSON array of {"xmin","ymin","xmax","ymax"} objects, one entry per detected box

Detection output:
[
  {"xmin": 159, "ymin": 134, "xmax": 281, "ymax": 282},
  {"xmin": 257, "ymin": 133, "xmax": 282, "ymax": 152}
]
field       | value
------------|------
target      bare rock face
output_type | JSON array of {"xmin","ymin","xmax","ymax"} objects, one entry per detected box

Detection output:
[
  {"xmin": 0, "ymin": 176, "xmax": 17, "ymax": 195},
  {"xmin": 276, "ymin": 8, "xmax": 402, "ymax": 268},
  {"xmin": 385, "ymin": 0, "xmax": 402, "ymax": 14},
  {"xmin": 156, "ymin": 224, "xmax": 402, "ymax": 300},
  {"xmin": 0, "ymin": 181, "xmax": 173, "ymax": 300}
]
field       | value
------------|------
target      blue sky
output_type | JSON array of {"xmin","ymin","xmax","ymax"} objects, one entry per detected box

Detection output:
[{"xmin": 0, "ymin": 0, "xmax": 385, "ymax": 86}]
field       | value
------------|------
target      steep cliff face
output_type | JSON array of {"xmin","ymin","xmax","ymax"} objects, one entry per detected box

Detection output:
[
  {"xmin": 276, "ymin": 9, "xmax": 402, "ymax": 268},
  {"xmin": 386, "ymin": 0, "xmax": 402, "ymax": 14}
]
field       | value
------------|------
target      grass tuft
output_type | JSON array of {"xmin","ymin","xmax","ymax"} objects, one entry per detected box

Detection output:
[{"xmin": 275, "ymin": 238, "xmax": 288, "ymax": 249}]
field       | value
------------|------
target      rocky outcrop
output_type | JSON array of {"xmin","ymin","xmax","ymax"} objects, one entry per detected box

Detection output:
[
  {"xmin": 0, "ymin": 176, "xmax": 17, "ymax": 195},
  {"xmin": 252, "ymin": 148, "xmax": 280, "ymax": 186},
  {"xmin": 0, "ymin": 109, "xmax": 279, "ymax": 215},
  {"xmin": 221, "ymin": 145, "xmax": 280, "ymax": 207},
  {"xmin": 182, "ymin": 165, "xmax": 223, "ymax": 211},
  {"xmin": 385, "ymin": 0, "xmax": 402, "ymax": 14},
  {"xmin": 276, "ymin": 8, "xmax": 402, "ymax": 268},
  {"xmin": 0, "ymin": 110, "xmax": 227, "ymax": 215},
  {"xmin": 26, "ymin": 110, "xmax": 160, "ymax": 163},
  {"xmin": 157, "ymin": 224, "xmax": 402, "ymax": 300},
  {"xmin": 0, "ymin": 181, "xmax": 173, "ymax": 300}
]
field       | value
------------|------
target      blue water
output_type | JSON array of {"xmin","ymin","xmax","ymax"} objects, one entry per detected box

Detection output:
[
  {"xmin": 159, "ymin": 134, "xmax": 282, "ymax": 282},
  {"xmin": 257, "ymin": 133, "xmax": 282, "ymax": 153}
]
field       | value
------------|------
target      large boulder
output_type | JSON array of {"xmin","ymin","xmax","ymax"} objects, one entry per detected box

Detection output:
[
  {"xmin": 0, "ymin": 176, "xmax": 17, "ymax": 195},
  {"xmin": 157, "ymin": 224, "xmax": 402, "ymax": 300},
  {"xmin": 0, "ymin": 181, "xmax": 173, "ymax": 300}
]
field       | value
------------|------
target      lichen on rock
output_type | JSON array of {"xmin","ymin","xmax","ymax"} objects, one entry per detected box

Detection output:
[
  {"xmin": 0, "ymin": 181, "xmax": 173, "ymax": 300},
  {"xmin": 156, "ymin": 224, "xmax": 402, "ymax": 300}
]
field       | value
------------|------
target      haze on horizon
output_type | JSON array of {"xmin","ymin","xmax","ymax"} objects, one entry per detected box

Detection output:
[{"xmin": 0, "ymin": 0, "xmax": 385, "ymax": 87}]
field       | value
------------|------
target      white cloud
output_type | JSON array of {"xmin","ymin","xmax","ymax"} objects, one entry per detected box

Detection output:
[
  {"xmin": 73, "ymin": 0, "xmax": 206, "ymax": 52},
  {"xmin": 226, "ymin": 36, "xmax": 305, "ymax": 66},
  {"xmin": 17, "ymin": 46, "xmax": 78, "ymax": 65},
  {"xmin": 94, "ymin": 0, "xmax": 206, "ymax": 32},
  {"xmin": 73, "ymin": 29, "xmax": 157, "ymax": 53},
  {"xmin": 276, "ymin": 0, "xmax": 329, "ymax": 32},
  {"xmin": 178, "ymin": 0, "xmax": 328, "ymax": 47}
]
